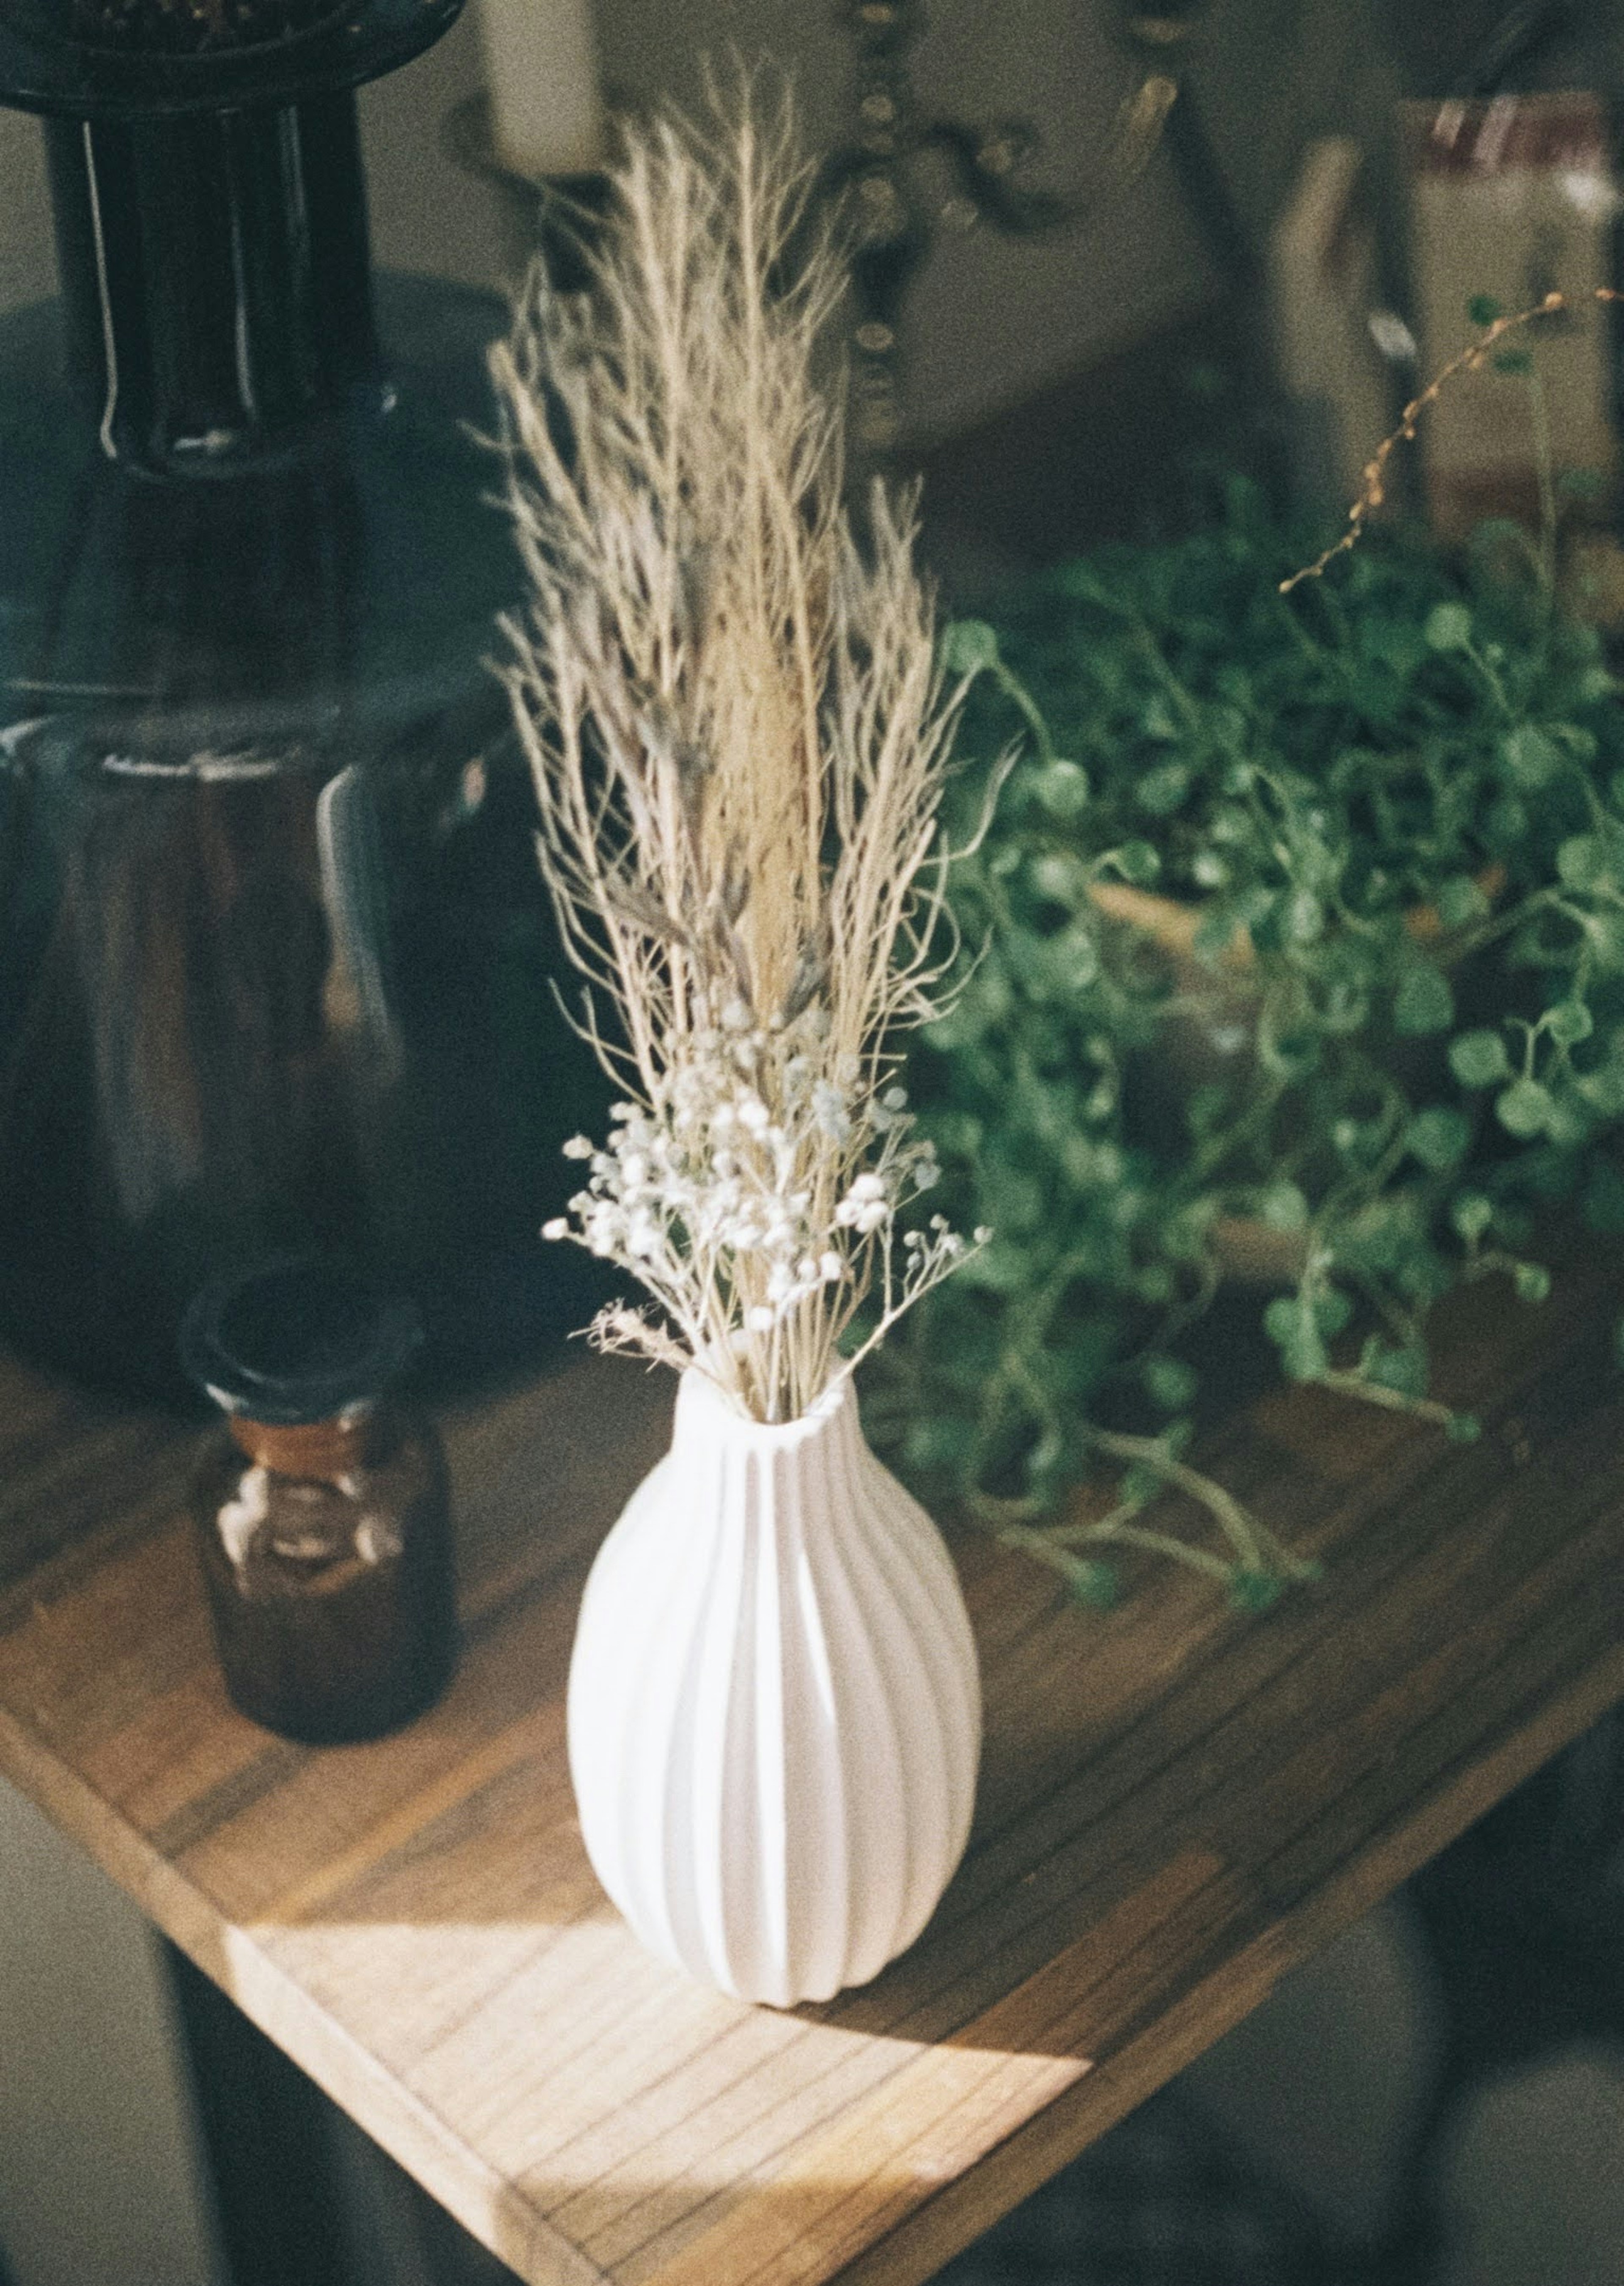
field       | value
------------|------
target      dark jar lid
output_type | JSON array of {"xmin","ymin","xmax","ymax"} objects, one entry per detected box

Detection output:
[{"xmin": 180, "ymin": 1256, "xmax": 422, "ymax": 1426}]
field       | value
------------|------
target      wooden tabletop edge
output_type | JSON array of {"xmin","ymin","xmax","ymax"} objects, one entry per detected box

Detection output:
[
  {"xmin": 0, "ymin": 1696, "xmax": 609, "ymax": 2286},
  {"xmin": 813, "ymin": 1639, "xmax": 1624, "ymax": 2286}
]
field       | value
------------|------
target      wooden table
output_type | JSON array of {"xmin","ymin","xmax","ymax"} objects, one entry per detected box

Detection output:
[{"xmin": 2, "ymin": 1244, "xmax": 1623, "ymax": 2286}]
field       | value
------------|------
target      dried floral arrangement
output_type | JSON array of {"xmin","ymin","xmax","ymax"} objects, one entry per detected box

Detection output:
[
  {"xmin": 493, "ymin": 85, "xmax": 985, "ymax": 1425},
  {"xmin": 880, "ymin": 299, "xmax": 1624, "ymax": 1607}
]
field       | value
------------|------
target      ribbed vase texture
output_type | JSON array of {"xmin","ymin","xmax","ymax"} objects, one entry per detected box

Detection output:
[{"xmin": 566, "ymin": 1369, "xmax": 982, "ymax": 2007}]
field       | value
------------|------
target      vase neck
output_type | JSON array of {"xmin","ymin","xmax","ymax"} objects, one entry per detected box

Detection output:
[
  {"xmin": 44, "ymin": 91, "xmax": 382, "ymax": 473},
  {"xmin": 671, "ymin": 1368, "xmax": 861, "ymax": 1469}
]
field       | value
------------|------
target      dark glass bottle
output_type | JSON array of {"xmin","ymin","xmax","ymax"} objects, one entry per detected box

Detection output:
[
  {"xmin": 0, "ymin": 0, "xmax": 607, "ymax": 1406},
  {"xmin": 182, "ymin": 1255, "xmax": 456, "ymax": 1743}
]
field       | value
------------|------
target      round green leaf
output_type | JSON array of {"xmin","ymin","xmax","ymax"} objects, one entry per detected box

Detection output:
[
  {"xmin": 1229, "ymin": 1569, "xmax": 1285, "ymax": 1614},
  {"xmin": 1029, "ymin": 850, "xmax": 1087, "ymax": 904},
  {"xmin": 1425, "ymin": 601, "xmax": 1473, "ymax": 652},
  {"xmin": 1557, "ymin": 833, "xmax": 1613, "ymax": 891},
  {"xmin": 1545, "ymin": 999, "xmax": 1594, "ymax": 1047},
  {"xmin": 1142, "ymin": 1355, "xmax": 1199, "ymax": 1412},
  {"xmin": 1576, "ymin": 1064, "xmax": 1624, "ymax": 1117},
  {"xmin": 1451, "ymin": 1191, "xmax": 1494, "ymax": 1242},
  {"xmin": 902, "ymin": 1415, "xmax": 976, "ymax": 1472},
  {"xmin": 1436, "ymin": 874, "xmax": 1490, "ymax": 930},
  {"xmin": 1259, "ymin": 1179, "xmax": 1310, "ymax": 1231},
  {"xmin": 1033, "ymin": 758, "xmax": 1090, "ymax": 820},
  {"xmin": 1111, "ymin": 840, "xmax": 1161, "ymax": 887},
  {"xmin": 1496, "ymin": 1077, "xmax": 1556, "ymax": 1138},
  {"xmin": 1140, "ymin": 694, "xmax": 1180, "ymax": 742},
  {"xmin": 1136, "ymin": 762, "xmax": 1191, "ymax": 816},
  {"xmin": 1407, "ymin": 1106, "xmax": 1471, "ymax": 1171},
  {"xmin": 1362, "ymin": 1338, "xmax": 1428, "ymax": 1398},
  {"xmin": 1484, "ymin": 795, "xmax": 1529, "ymax": 850},
  {"xmin": 1065, "ymin": 1557, "xmax": 1120, "ymax": 1610},
  {"xmin": 1499, "ymin": 726, "xmax": 1561, "ymax": 788},
  {"xmin": 1449, "ymin": 1028, "xmax": 1512, "ymax": 1087},
  {"xmin": 1286, "ymin": 889, "xmax": 1325, "ymax": 944},
  {"xmin": 1394, "ymin": 962, "xmax": 1454, "ymax": 1037},
  {"xmin": 1583, "ymin": 912, "xmax": 1624, "ymax": 972},
  {"xmin": 939, "ymin": 619, "xmax": 999, "ymax": 674}
]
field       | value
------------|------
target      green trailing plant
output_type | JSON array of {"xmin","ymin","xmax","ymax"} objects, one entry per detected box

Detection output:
[{"xmin": 872, "ymin": 463, "xmax": 1624, "ymax": 1608}]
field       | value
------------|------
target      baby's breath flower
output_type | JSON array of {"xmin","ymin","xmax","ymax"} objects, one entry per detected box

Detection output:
[{"xmin": 541, "ymin": 987, "xmax": 987, "ymax": 1415}]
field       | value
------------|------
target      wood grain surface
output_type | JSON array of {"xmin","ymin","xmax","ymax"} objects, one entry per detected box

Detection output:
[{"xmin": 3, "ymin": 1247, "xmax": 1624, "ymax": 2286}]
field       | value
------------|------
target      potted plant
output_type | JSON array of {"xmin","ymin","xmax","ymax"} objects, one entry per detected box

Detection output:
[{"xmin": 883, "ymin": 327, "xmax": 1624, "ymax": 1608}]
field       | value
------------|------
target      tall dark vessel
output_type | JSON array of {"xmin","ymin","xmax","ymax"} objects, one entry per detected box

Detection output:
[{"xmin": 0, "ymin": 0, "xmax": 604, "ymax": 1402}]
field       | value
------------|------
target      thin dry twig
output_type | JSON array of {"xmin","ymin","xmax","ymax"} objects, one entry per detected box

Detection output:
[{"xmin": 1281, "ymin": 286, "xmax": 1624, "ymax": 593}]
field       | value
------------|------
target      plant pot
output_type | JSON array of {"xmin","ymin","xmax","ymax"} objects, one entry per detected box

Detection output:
[
  {"xmin": 1086, "ymin": 872, "xmax": 1504, "ymax": 1287},
  {"xmin": 567, "ymin": 1368, "xmax": 982, "ymax": 2008}
]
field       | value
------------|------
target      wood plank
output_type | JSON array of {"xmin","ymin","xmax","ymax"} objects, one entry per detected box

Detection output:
[{"xmin": 1, "ymin": 1242, "xmax": 1621, "ymax": 2286}]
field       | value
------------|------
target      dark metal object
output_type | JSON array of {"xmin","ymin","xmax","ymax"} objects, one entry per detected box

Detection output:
[
  {"xmin": 826, "ymin": 0, "xmax": 1235, "ymax": 475},
  {"xmin": 1374, "ymin": 0, "xmax": 1578, "ymax": 102},
  {"xmin": 825, "ymin": 0, "xmax": 1070, "ymax": 467},
  {"xmin": 0, "ymin": 0, "xmax": 458, "ymax": 116},
  {"xmin": 1116, "ymin": 3, "xmax": 1256, "ymax": 291},
  {"xmin": 0, "ymin": 3, "xmax": 609, "ymax": 1405},
  {"xmin": 1446, "ymin": 3, "xmax": 1577, "ymax": 99}
]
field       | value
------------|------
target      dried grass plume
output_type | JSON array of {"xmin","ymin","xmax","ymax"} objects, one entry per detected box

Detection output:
[{"xmin": 492, "ymin": 77, "xmax": 984, "ymax": 1422}]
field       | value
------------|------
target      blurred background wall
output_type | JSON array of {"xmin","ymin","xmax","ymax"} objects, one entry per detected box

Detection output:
[{"xmin": 0, "ymin": 0, "xmax": 1400, "ymax": 446}]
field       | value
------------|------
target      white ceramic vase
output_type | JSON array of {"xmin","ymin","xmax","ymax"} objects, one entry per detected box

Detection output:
[{"xmin": 566, "ymin": 1368, "xmax": 981, "ymax": 2007}]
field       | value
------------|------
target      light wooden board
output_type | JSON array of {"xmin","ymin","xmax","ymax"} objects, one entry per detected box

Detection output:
[{"xmin": 3, "ymin": 1250, "xmax": 1624, "ymax": 2286}]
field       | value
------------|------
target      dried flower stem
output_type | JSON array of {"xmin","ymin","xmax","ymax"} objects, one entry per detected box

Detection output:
[
  {"xmin": 1282, "ymin": 287, "xmax": 1623, "ymax": 594},
  {"xmin": 494, "ymin": 80, "xmax": 982, "ymax": 1422}
]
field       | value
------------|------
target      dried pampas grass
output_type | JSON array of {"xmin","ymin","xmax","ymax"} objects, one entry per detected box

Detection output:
[{"xmin": 492, "ymin": 77, "xmax": 985, "ymax": 1422}]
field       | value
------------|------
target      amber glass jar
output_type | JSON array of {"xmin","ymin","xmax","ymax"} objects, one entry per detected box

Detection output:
[{"xmin": 181, "ymin": 1256, "xmax": 457, "ymax": 1743}]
